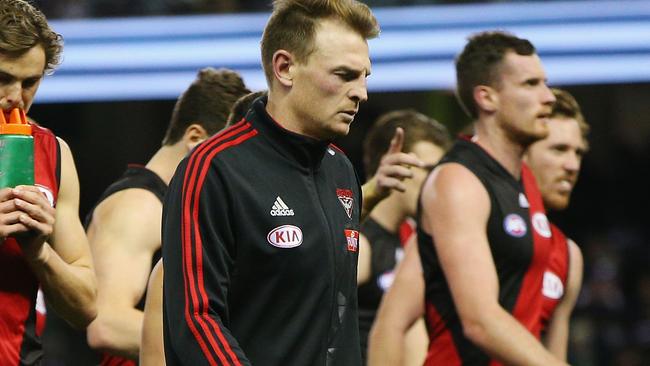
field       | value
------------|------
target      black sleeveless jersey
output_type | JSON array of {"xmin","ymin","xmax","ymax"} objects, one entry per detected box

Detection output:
[
  {"xmin": 43, "ymin": 165, "xmax": 167, "ymax": 365},
  {"xmin": 357, "ymin": 218, "xmax": 404, "ymax": 363},
  {"xmin": 417, "ymin": 138, "xmax": 551, "ymax": 365},
  {"xmin": 83, "ymin": 165, "xmax": 167, "ymax": 292}
]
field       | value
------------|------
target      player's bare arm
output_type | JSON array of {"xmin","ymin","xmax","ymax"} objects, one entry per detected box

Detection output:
[
  {"xmin": 24, "ymin": 138, "xmax": 97, "ymax": 329},
  {"xmin": 140, "ymin": 259, "xmax": 165, "ymax": 366},
  {"xmin": 86, "ymin": 188, "xmax": 162, "ymax": 359},
  {"xmin": 368, "ymin": 239, "xmax": 426, "ymax": 366}
]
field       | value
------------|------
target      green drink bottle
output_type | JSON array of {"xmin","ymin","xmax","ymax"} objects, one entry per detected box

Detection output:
[{"xmin": 0, "ymin": 108, "xmax": 34, "ymax": 188}]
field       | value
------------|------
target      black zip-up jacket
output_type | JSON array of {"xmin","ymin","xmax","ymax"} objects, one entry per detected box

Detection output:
[{"xmin": 162, "ymin": 97, "xmax": 363, "ymax": 366}]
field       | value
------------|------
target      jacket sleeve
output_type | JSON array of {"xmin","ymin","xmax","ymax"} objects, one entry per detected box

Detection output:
[{"xmin": 162, "ymin": 156, "xmax": 250, "ymax": 366}]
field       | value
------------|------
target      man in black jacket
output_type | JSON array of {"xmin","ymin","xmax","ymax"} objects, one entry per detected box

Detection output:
[{"xmin": 161, "ymin": 0, "xmax": 423, "ymax": 365}]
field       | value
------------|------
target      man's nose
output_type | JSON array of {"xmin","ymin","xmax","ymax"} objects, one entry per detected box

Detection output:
[
  {"xmin": 541, "ymin": 84, "xmax": 556, "ymax": 106},
  {"xmin": 564, "ymin": 151, "xmax": 581, "ymax": 173},
  {"xmin": 2, "ymin": 83, "xmax": 24, "ymax": 110},
  {"xmin": 349, "ymin": 78, "xmax": 368, "ymax": 103}
]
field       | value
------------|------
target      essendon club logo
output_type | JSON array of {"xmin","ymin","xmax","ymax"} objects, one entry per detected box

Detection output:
[
  {"xmin": 503, "ymin": 213, "xmax": 527, "ymax": 238},
  {"xmin": 336, "ymin": 188, "xmax": 354, "ymax": 219},
  {"xmin": 345, "ymin": 229, "xmax": 359, "ymax": 252}
]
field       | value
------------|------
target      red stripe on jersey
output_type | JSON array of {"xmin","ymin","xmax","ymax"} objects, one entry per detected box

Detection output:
[
  {"xmin": 182, "ymin": 120, "xmax": 252, "ymax": 365},
  {"xmin": 328, "ymin": 143, "xmax": 346, "ymax": 155},
  {"xmin": 424, "ymin": 302, "xmax": 462, "ymax": 365},
  {"xmin": 536, "ymin": 224, "xmax": 569, "ymax": 335},
  {"xmin": 179, "ymin": 124, "xmax": 250, "ymax": 366},
  {"xmin": 399, "ymin": 218, "xmax": 416, "ymax": 246},
  {"xmin": 513, "ymin": 164, "xmax": 553, "ymax": 336},
  {"xmin": 180, "ymin": 121, "xmax": 256, "ymax": 365},
  {"xmin": 180, "ymin": 120, "xmax": 251, "ymax": 364},
  {"xmin": 100, "ymin": 353, "xmax": 136, "ymax": 366},
  {"xmin": 190, "ymin": 130, "xmax": 258, "ymax": 364},
  {"xmin": 181, "ymin": 123, "xmax": 251, "ymax": 365}
]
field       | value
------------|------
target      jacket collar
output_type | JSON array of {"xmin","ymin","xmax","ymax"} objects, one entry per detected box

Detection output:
[{"xmin": 247, "ymin": 96, "xmax": 329, "ymax": 171}]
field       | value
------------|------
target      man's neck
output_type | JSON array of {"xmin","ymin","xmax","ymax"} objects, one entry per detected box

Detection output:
[
  {"xmin": 145, "ymin": 143, "xmax": 187, "ymax": 185},
  {"xmin": 266, "ymin": 91, "xmax": 318, "ymax": 140},
  {"xmin": 473, "ymin": 119, "xmax": 526, "ymax": 179}
]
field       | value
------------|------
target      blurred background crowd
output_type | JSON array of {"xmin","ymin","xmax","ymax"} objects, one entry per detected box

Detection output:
[
  {"xmin": 27, "ymin": 1, "xmax": 650, "ymax": 365},
  {"xmin": 33, "ymin": 0, "xmax": 569, "ymax": 18}
]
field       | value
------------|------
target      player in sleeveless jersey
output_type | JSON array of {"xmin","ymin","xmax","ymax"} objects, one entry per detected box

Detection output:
[
  {"xmin": 369, "ymin": 87, "xmax": 589, "ymax": 365},
  {"xmin": 369, "ymin": 31, "xmax": 564, "ymax": 366},
  {"xmin": 0, "ymin": 1, "xmax": 97, "ymax": 364}
]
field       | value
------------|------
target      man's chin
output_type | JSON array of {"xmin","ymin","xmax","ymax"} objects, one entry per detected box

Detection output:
[
  {"xmin": 517, "ymin": 128, "xmax": 549, "ymax": 147},
  {"xmin": 546, "ymin": 196, "xmax": 570, "ymax": 211},
  {"xmin": 331, "ymin": 123, "xmax": 351, "ymax": 137}
]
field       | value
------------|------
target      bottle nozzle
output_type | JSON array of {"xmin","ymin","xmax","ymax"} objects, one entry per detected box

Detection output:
[{"xmin": 0, "ymin": 108, "xmax": 31, "ymax": 135}]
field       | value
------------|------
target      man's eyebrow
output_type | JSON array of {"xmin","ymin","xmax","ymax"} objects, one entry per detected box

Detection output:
[
  {"xmin": 0, "ymin": 69, "xmax": 42, "ymax": 82},
  {"xmin": 334, "ymin": 65, "xmax": 371, "ymax": 77},
  {"xmin": 0, "ymin": 70, "xmax": 15, "ymax": 79}
]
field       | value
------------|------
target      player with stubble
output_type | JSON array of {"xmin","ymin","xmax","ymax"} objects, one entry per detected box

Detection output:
[
  {"xmin": 413, "ymin": 31, "xmax": 567, "ymax": 365},
  {"xmin": 368, "ymin": 87, "xmax": 588, "ymax": 366}
]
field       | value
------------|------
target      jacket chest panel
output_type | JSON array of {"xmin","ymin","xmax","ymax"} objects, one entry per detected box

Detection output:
[{"xmin": 225, "ymin": 159, "xmax": 359, "ymax": 281}]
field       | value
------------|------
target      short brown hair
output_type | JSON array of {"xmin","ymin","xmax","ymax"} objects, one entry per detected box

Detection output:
[
  {"xmin": 550, "ymin": 88, "xmax": 589, "ymax": 138},
  {"xmin": 260, "ymin": 0, "xmax": 380, "ymax": 85},
  {"xmin": 0, "ymin": 0, "xmax": 63, "ymax": 74},
  {"xmin": 455, "ymin": 31, "xmax": 536, "ymax": 119},
  {"xmin": 162, "ymin": 68, "xmax": 250, "ymax": 145},
  {"xmin": 363, "ymin": 109, "xmax": 452, "ymax": 178},
  {"xmin": 226, "ymin": 90, "xmax": 268, "ymax": 127}
]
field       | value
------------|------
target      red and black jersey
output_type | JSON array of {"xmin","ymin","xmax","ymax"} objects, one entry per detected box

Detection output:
[
  {"xmin": 0, "ymin": 124, "xmax": 60, "ymax": 366},
  {"xmin": 162, "ymin": 97, "xmax": 363, "ymax": 366},
  {"xmin": 42, "ymin": 165, "xmax": 166, "ymax": 366},
  {"xmin": 532, "ymin": 224, "xmax": 570, "ymax": 337},
  {"xmin": 417, "ymin": 138, "xmax": 552, "ymax": 365}
]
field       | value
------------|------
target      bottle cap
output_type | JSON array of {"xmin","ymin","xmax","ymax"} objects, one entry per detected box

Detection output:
[{"xmin": 0, "ymin": 108, "xmax": 31, "ymax": 135}]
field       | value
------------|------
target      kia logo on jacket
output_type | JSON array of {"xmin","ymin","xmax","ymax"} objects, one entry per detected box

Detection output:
[{"xmin": 267, "ymin": 225, "xmax": 303, "ymax": 248}]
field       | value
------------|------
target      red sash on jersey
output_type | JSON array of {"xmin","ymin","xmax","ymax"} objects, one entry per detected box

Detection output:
[
  {"xmin": 533, "ymin": 224, "xmax": 569, "ymax": 336},
  {"xmin": 512, "ymin": 164, "xmax": 554, "ymax": 337}
]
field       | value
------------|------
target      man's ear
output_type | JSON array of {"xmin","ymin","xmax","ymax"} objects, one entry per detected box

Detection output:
[
  {"xmin": 183, "ymin": 123, "xmax": 209, "ymax": 150},
  {"xmin": 473, "ymin": 85, "xmax": 498, "ymax": 114},
  {"xmin": 272, "ymin": 50, "xmax": 294, "ymax": 88}
]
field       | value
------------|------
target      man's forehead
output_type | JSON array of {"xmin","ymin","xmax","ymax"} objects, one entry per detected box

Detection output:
[
  {"xmin": 500, "ymin": 52, "xmax": 544, "ymax": 77},
  {"xmin": 0, "ymin": 46, "xmax": 46, "ymax": 77},
  {"xmin": 546, "ymin": 118, "xmax": 586, "ymax": 146},
  {"xmin": 312, "ymin": 20, "xmax": 370, "ymax": 64}
]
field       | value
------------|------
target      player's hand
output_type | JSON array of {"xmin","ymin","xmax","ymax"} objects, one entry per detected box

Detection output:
[
  {"xmin": 10, "ymin": 185, "xmax": 55, "ymax": 261},
  {"xmin": 0, "ymin": 187, "xmax": 29, "ymax": 243},
  {"xmin": 368, "ymin": 127, "xmax": 424, "ymax": 199}
]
